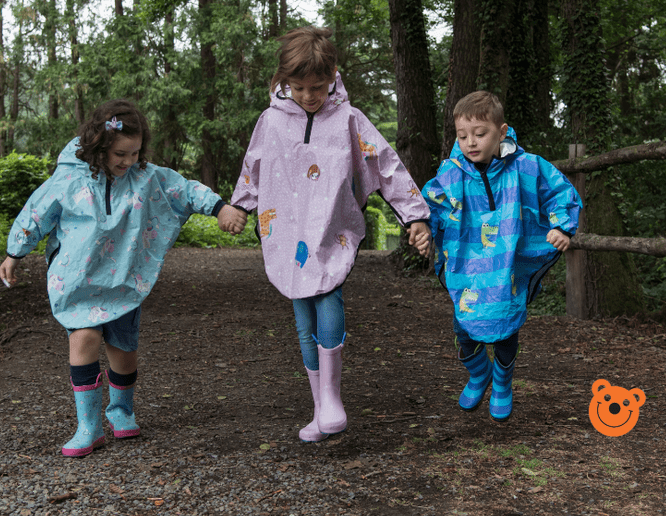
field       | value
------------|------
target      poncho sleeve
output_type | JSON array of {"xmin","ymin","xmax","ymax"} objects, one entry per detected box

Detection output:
[
  {"xmin": 230, "ymin": 112, "xmax": 268, "ymax": 213},
  {"xmin": 352, "ymin": 110, "xmax": 430, "ymax": 227},
  {"xmin": 6, "ymin": 171, "xmax": 66, "ymax": 258},
  {"xmin": 156, "ymin": 165, "xmax": 224, "ymax": 226},
  {"xmin": 536, "ymin": 157, "xmax": 582, "ymax": 236}
]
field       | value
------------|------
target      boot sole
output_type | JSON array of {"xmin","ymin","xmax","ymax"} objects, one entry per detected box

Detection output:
[{"xmin": 62, "ymin": 436, "xmax": 105, "ymax": 457}]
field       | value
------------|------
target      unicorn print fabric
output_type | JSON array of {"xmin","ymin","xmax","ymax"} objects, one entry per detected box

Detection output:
[
  {"xmin": 7, "ymin": 137, "xmax": 223, "ymax": 329},
  {"xmin": 231, "ymin": 72, "xmax": 430, "ymax": 299},
  {"xmin": 422, "ymin": 127, "xmax": 582, "ymax": 342}
]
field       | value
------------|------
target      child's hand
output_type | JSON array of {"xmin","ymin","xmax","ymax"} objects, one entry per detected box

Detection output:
[
  {"xmin": 0, "ymin": 256, "xmax": 19, "ymax": 288},
  {"xmin": 408, "ymin": 222, "xmax": 431, "ymax": 256},
  {"xmin": 547, "ymin": 229, "xmax": 570, "ymax": 252},
  {"xmin": 218, "ymin": 205, "xmax": 248, "ymax": 236}
]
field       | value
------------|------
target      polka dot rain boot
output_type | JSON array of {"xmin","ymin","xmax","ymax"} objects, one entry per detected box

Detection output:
[{"xmin": 61, "ymin": 372, "xmax": 105, "ymax": 457}]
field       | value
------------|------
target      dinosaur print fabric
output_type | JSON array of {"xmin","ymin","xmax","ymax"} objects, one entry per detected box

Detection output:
[{"xmin": 422, "ymin": 127, "xmax": 582, "ymax": 342}]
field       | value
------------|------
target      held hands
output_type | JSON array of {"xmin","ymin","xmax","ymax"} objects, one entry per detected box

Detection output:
[
  {"xmin": 408, "ymin": 222, "xmax": 431, "ymax": 256},
  {"xmin": 0, "ymin": 256, "xmax": 19, "ymax": 288},
  {"xmin": 547, "ymin": 229, "xmax": 571, "ymax": 252},
  {"xmin": 218, "ymin": 204, "xmax": 248, "ymax": 236}
]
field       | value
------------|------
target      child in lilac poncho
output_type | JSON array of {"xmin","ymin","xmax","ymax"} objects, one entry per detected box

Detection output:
[
  {"xmin": 220, "ymin": 26, "xmax": 431, "ymax": 442},
  {"xmin": 0, "ymin": 99, "xmax": 246, "ymax": 457}
]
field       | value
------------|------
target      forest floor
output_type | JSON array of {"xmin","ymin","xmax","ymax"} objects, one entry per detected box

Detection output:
[{"xmin": 1, "ymin": 247, "xmax": 666, "ymax": 516}]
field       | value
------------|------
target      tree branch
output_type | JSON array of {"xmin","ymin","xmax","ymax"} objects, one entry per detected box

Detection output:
[
  {"xmin": 571, "ymin": 233, "xmax": 666, "ymax": 257},
  {"xmin": 552, "ymin": 141, "xmax": 666, "ymax": 173}
]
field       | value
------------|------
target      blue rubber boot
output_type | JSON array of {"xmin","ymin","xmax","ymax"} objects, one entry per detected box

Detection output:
[
  {"xmin": 489, "ymin": 356, "xmax": 516, "ymax": 422},
  {"xmin": 62, "ymin": 373, "xmax": 105, "ymax": 457},
  {"xmin": 105, "ymin": 370, "xmax": 141, "ymax": 438},
  {"xmin": 458, "ymin": 346, "xmax": 492, "ymax": 411}
]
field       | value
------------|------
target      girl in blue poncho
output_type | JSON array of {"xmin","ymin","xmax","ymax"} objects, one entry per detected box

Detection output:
[
  {"xmin": 422, "ymin": 91, "xmax": 582, "ymax": 421},
  {"xmin": 0, "ymin": 99, "xmax": 246, "ymax": 456}
]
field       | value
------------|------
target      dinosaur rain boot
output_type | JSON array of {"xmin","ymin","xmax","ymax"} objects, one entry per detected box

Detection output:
[
  {"xmin": 317, "ymin": 341, "xmax": 347, "ymax": 435},
  {"xmin": 458, "ymin": 346, "xmax": 493, "ymax": 411},
  {"xmin": 105, "ymin": 370, "xmax": 141, "ymax": 438},
  {"xmin": 489, "ymin": 356, "xmax": 516, "ymax": 422},
  {"xmin": 62, "ymin": 372, "xmax": 105, "ymax": 457},
  {"xmin": 299, "ymin": 368, "xmax": 328, "ymax": 442}
]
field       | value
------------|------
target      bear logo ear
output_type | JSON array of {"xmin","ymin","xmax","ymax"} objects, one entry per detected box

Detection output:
[
  {"xmin": 629, "ymin": 388, "xmax": 646, "ymax": 408},
  {"xmin": 592, "ymin": 379, "xmax": 611, "ymax": 394}
]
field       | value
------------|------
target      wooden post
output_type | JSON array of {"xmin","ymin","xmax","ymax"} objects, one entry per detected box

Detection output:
[{"xmin": 565, "ymin": 144, "xmax": 588, "ymax": 319}]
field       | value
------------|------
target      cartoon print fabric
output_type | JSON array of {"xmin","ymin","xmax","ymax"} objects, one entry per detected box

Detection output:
[
  {"xmin": 7, "ymin": 138, "xmax": 223, "ymax": 329},
  {"xmin": 231, "ymin": 72, "xmax": 430, "ymax": 300},
  {"xmin": 422, "ymin": 127, "xmax": 582, "ymax": 342}
]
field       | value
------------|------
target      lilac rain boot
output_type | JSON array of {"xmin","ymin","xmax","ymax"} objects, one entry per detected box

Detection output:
[
  {"xmin": 458, "ymin": 346, "xmax": 493, "ymax": 411},
  {"xmin": 62, "ymin": 373, "xmax": 105, "ymax": 457},
  {"xmin": 317, "ymin": 339, "xmax": 347, "ymax": 435},
  {"xmin": 105, "ymin": 370, "xmax": 140, "ymax": 438},
  {"xmin": 299, "ymin": 368, "xmax": 328, "ymax": 442}
]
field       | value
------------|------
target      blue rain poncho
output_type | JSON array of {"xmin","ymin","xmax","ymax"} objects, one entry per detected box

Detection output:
[
  {"xmin": 422, "ymin": 127, "xmax": 582, "ymax": 342},
  {"xmin": 7, "ymin": 138, "xmax": 224, "ymax": 329}
]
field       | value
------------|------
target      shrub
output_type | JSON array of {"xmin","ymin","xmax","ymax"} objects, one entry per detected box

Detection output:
[
  {"xmin": 174, "ymin": 212, "xmax": 259, "ymax": 249},
  {"xmin": 0, "ymin": 152, "xmax": 52, "ymax": 217}
]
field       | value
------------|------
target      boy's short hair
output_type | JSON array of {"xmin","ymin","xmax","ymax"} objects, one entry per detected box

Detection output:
[
  {"xmin": 453, "ymin": 91, "xmax": 504, "ymax": 127},
  {"xmin": 271, "ymin": 26, "xmax": 337, "ymax": 95}
]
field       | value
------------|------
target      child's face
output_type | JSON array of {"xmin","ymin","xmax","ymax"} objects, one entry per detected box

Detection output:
[
  {"xmin": 106, "ymin": 135, "xmax": 142, "ymax": 177},
  {"xmin": 455, "ymin": 117, "xmax": 508, "ymax": 164},
  {"xmin": 288, "ymin": 72, "xmax": 336, "ymax": 114}
]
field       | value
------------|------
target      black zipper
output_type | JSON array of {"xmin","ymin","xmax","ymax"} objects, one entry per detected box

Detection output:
[
  {"xmin": 480, "ymin": 163, "xmax": 496, "ymax": 211},
  {"xmin": 304, "ymin": 111, "xmax": 314, "ymax": 144},
  {"xmin": 105, "ymin": 179, "xmax": 112, "ymax": 215}
]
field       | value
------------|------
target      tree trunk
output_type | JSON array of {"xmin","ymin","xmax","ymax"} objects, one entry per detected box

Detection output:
[
  {"xmin": 440, "ymin": 0, "xmax": 479, "ymax": 159},
  {"xmin": 0, "ymin": 1, "xmax": 6, "ymax": 157},
  {"xmin": 44, "ymin": 0, "xmax": 58, "ymax": 120},
  {"xmin": 476, "ymin": 0, "xmax": 515, "ymax": 104},
  {"xmin": 200, "ymin": 0, "xmax": 218, "ymax": 192},
  {"xmin": 115, "ymin": 0, "xmax": 123, "ymax": 16},
  {"xmin": 280, "ymin": 0, "xmax": 287, "ymax": 32},
  {"xmin": 268, "ymin": 0, "xmax": 279, "ymax": 38},
  {"xmin": 161, "ymin": 8, "xmax": 180, "ymax": 170},
  {"xmin": 66, "ymin": 0, "xmax": 84, "ymax": 125},
  {"xmin": 387, "ymin": 0, "xmax": 439, "ymax": 188},
  {"xmin": 560, "ymin": 0, "xmax": 645, "ymax": 318}
]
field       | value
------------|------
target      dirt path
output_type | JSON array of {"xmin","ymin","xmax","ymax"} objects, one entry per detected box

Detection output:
[{"xmin": 1, "ymin": 247, "xmax": 665, "ymax": 515}]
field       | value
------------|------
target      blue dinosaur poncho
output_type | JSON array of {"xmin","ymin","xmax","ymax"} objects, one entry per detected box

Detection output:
[
  {"xmin": 422, "ymin": 127, "xmax": 582, "ymax": 342},
  {"xmin": 7, "ymin": 138, "xmax": 224, "ymax": 329}
]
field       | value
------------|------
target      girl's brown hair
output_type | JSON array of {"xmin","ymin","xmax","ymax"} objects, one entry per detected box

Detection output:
[
  {"xmin": 76, "ymin": 98, "xmax": 151, "ymax": 180},
  {"xmin": 270, "ymin": 26, "xmax": 337, "ymax": 95},
  {"xmin": 453, "ymin": 91, "xmax": 505, "ymax": 127}
]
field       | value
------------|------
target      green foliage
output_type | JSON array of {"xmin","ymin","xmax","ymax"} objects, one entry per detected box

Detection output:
[
  {"xmin": 174, "ymin": 213, "xmax": 259, "ymax": 249},
  {"xmin": 0, "ymin": 213, "xmax": 10, "ymax": 256},
  {"xmin": 361, "ymin": 193, "xmax": 400, "ymax": 251},
  {"xmin": 527, "ymin": 258, "xmax": 567, "ymax": 317},
  {"xmin": 0, "ymin": 152, "xmax": 52, "ymax": 218}
]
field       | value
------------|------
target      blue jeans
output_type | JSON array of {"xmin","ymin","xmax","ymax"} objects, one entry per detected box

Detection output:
[{"xmin": 293, "ymin": 287, "xmax": 345, "ymax": 371}]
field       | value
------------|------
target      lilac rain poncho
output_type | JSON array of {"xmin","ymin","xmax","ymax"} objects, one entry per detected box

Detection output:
[{"xmin": 231, "ymin": 73, "xmax": 430, "ymax": 299}]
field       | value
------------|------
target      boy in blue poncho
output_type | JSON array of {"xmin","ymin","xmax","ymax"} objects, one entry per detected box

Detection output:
[{"xmin": 422, "ymin": 91, "xmax": 582, "ymax": 421}]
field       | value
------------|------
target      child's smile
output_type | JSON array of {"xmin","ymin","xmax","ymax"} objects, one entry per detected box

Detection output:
[
  {"xmin": 106, "ymin": 135, "xmax": 142, "ymax": 177},
  {"xmin": 288, "ymin": 73, "xmax": 335, "ymax": 114}
]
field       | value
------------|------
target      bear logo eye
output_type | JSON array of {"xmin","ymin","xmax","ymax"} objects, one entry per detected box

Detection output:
[
  {"xmin": 604, "ymin": 394, "xmax": 611, "ymax": 402},
  {"xmin": 623, "ymin": 399, "xmax": 630, "ymax": 407}
]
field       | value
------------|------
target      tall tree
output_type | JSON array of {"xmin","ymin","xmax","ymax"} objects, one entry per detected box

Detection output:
[
  {"xmin": 440, "ymin": 0, "xmax": 479, "ymax": 158},
  {"xmin": 65, "ymin": 0, "xmax": 84, "ymax": 126},
  {"xmin": 199, "ymin": 0, "xmax": 219, "ymax": 191},
  {"xmin": 387, "ymin": 0, "xmax": 439, "ymax": 188},
  {"xmin": 0, "ymin": 0, "xmax": 6, "ymax": 156},
  {"xmin": 559, "ymin": 0, "xmax": 645, "ymax": 317}
]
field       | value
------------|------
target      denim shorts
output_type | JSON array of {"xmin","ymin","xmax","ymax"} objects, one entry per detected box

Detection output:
[{"xmin": 66, "ymin": 306, "xmax": 141, "ymax": 352}]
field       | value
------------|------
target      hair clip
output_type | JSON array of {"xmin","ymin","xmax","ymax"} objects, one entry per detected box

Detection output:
[{"xmin": 105, "ymin": 116, "xmax": 123, "ymax": 131}]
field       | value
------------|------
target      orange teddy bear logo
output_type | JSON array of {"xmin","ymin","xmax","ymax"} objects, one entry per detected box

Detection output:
[{"xmin": 589, "ymin": 379, "xmax": 645, "ymax": 437}]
